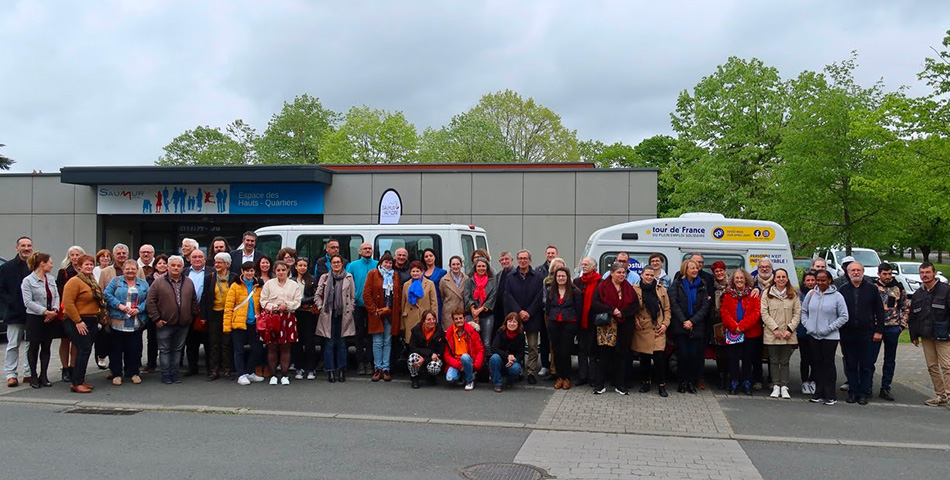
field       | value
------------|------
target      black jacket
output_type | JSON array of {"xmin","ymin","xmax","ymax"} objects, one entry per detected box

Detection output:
[
  {"xmin": 545, "ymin": 286, "xmax": 583, "ymax": 323},
  {"xmin": 408, "ymin": 323, "xmax": 446, "ymax": 361},
  {"xmin": 0, "ymin": 256, "xmax": 31, "ymax": 325},
  {"xmin": 503, "ymin": 266, "xmax": 545, "ymax": 332},
  {"xmin": 668, "ymin": 272, "xmax": 710, "ymax": 340},
  {"xmin": 908, "ymin": 281, "xmax": 950, "ymax": 340},
  {"xmin": 201, "ymin": 271, "xmax": 239, "ymax": 319},
  {"xmin": 491, "ymin": 329, "xmax": 526, "ymax": 360},
  {"xmin": 394, "ymin": 263, "xmax": 412, "ymax": 289},
  {"xmin": 295, "ymin": 273, "xmax": 318, "ymax": 310},
  {"xmin": 229, "ymin": 249, "xmax": 264, "ymax": 275},
  {"xmin": 838, "ymin": 279, "xmax": 886, "ymax": 335},
  {"xmin": 494, "ymin": 266, "xmax": 512, "ymax": 319}
]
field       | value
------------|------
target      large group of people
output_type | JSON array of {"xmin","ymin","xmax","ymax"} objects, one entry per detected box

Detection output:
[{"xmin": 1, "ymin": 233, "xmax": 949, "ymax": 410}]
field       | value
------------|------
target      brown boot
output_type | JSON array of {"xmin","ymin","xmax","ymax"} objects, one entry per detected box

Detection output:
[
  {"xmin": 562, "ymin": 378, "xmax": 571, "ymax": 390},
  {"xmin": 383, "ymin": 370, "xmax": 392, "ymax": 382},
  {"xmin": 371, "ymin": 369, "xmax": 382, "ymax": 382},
  {"xmin": 70, "ymin": 384, "xmax": 92, "ymax": 393}
]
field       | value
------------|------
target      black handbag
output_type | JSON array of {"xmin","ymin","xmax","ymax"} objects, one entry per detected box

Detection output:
[{"xmin": 593, "ymin": 312, "xmax": 611, "ymax": 327}]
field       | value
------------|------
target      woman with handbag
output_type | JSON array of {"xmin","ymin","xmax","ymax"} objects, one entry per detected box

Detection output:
[
  {"xmin": 103, "ymin": 260, "xmax": 150, "ymax": 386},
  {"xmin": 293, "ymin": 257, "xmax": 319, "ymax": 380},
  {"xmin": 61, "ymin": 254, "xmax": 104, "ymax": 393},
  {"xmin": 364, "ymin": 253, "xmax": 402, "ymax": 382},
  {"xmin": 721, "ymin": 269, "xmax": 762, "ymax": 395},
  {"xmin": 260, "ymin": 261, "xmax": 303, "ymax": 385},
  {"xmin": 21, "ymin": 252, "xmax": 61, "ymax": 388},
  {"xmin": 633, "ymin": 266, "xmax": 672, "ymax": 397},
  {"xmin": 669, "ymin": 259, "xmax": 710, "ymax": 394},
  {"xmin": 55, "ymin": 246, "xmax": 84, "ymax": 383},
  {"xmin": 315, "ymin": 254, "xmax": 356, "ymax": 383},
  {"xmin": 463, "ymin": 257, "xmax": 496, "ymax": 355},
  {"xmin": 592, "ymin": 262, "xmax": 639, "ymax": 395},
  {"xmin": 224, "ymin": 261, "xmax": 265, "ymax": 386}
]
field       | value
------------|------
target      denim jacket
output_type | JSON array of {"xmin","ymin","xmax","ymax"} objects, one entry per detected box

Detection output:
[{"xmin": 104, "ymin": 276, "xmax": 150, "ymax": 332}]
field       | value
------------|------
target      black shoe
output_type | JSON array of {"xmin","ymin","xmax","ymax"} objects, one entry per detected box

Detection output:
[
  {"xmin": 846, "ymin": 395, "xmax": 857, "ymax": 404},
  {"xmin": 206, "ymin": 373, "xmax": 218, "ymax": 381},
  {"xmin": 639, "ymin": 382, "xmax": 651, "ymax": 393},
  {"xmin": 62, "ymin": 367, "xmax": 72, "ymax": 383},
  {"xmin": 686, "ymin": 382, "xmax": 697, "ymax": 394},
  {"xmin": 338, "ymin": 369, "xmax": 346, "ymax": 383},
  {"xmin": 576, "ymin": 378, "xmax": 588, "ymax": 386},
  {"xmin": 184, "ymin": 369, "xmax": 199, "ymax": 377},
  {"xmin": 527, "ymin": 374, "xmax": 537, "ymax": 385},
  {"xmin": 718, "ymin": 377, "xmax": 728, "ymax": 391},
  {"xmin": 411, "ymin": 377, "xmax": 420, "ymax": 389},
  {"xmin": 30, "ymin": 378, "xmax": 41, "ymax": 389},
  {"xmin": 857, "ymin": 396, "xmax": 869, "ymax": 405},
  {"xmin": 743, "ymin": 385, "xmax": 753, "ymax": 396},
  {"xmin": 879, "ymin": 389, "xmax": 895, "ymax": 401},
  {"xmin": 327, "ymin": 371, "xmax": 336, "ymax": 383},
  {"xmin": 658, "ymin": 385, "xmax": 668, "ymax": 397},
  {"xmin": 677, "ymin": 383, "xmax": 687, "ymax": 393},
  {"xmin": 39, "ymin": 375, "xmax": 52, "ymax": 388}
]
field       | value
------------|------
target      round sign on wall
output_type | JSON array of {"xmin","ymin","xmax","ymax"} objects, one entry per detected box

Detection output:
[{"xmin": 379, "ymin": 189, "xmax": 402, "ymax": 225}]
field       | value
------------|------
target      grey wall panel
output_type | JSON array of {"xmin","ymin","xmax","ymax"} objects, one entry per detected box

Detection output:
[
  {"xmin": 322, "ymin": 214, "xmax": 374, "ymax": 225},
  {"xmin": 74, "ymin": 185, "xmax": 97, "ymax": 214},
  {"xmin": 324, "ymin": 174, "xmax": 373, "ymax": 215},
  {"xmin": 629, "ymin": 171, "xmax": 658, "ymax": 216},
  {"xmin": 72, "ymin": 214, "xmax": 98, "ymax": 252},
  {"xmin": 30, "ymin": 215, "xmax": 78, "ymax": 262},
  {"xmin": 371, "ymin": 174, "xmax": 422, "ymax": 216},
  {"xmin": 0, "ymin": 177, "xmax": 34, "ymax": 214},
  {"xmin": 421, "ymin": 214, "xmax": 472, "ymax": 225},
  {"xmin": 522, "ymin": 215, "xmax": 575, "ymax": 268},
  {"xmin": 421, "ymin": 173, "xmax": 473, "ymax": 216},
  {"xmin": 576, "ymin": 172, "xmax": 630, "ymax": 215},
  {"xmin": 523, "ymin": 172, "xmax": 576, "ymax": 215},
  {"xmin": 471, "ymin": 214, "xmax": 522, "ymax": 262},
  {"xmin": 0, "ymin": 215, "xmax": 33, "ymax": 255},
  {"xmin": 31, "ymin": 176, "xmax": 76, "ymax": 214},
  {"xmin": 470, "ymin": 172, "xmax": 522, "ymax": 215}
]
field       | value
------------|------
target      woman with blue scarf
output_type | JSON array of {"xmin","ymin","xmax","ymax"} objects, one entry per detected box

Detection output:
[
  {"xmin": 364, "ymin": 253, "xmax": 403, "ymax": 382},
  {"xmin": 401, "ymin": 261, "xmax": 438, "ymax": 343},
  {"xmin": 669, "ymin": 259, "xmax": 710, "ymax": 394}
]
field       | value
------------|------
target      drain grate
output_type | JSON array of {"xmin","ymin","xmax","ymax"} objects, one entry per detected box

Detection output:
[
  {"xmin": 459, "ymin": 463, "xmax": 549, "ymax": 480},
  {"xmin": 64, "ymin": 407, "xmax": 142, "ymax": 416}
]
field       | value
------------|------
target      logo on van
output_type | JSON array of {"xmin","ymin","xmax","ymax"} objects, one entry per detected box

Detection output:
[
  {"xmin": 712, "ymin": 226, "xmax": 776, "ymax": 242},
  {"xmin": 713, "ymin": 228, "xmax": 725, "ymax": 239}
]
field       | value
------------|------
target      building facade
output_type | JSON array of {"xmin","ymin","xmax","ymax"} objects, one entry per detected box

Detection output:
[{"xmin": 0, "ymin": 163, "xmax": 657, "ymax": 269}]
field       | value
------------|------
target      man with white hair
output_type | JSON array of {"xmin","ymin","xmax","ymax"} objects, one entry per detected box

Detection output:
[
  {"xmin": 837, "ymin": 261, "xmax": 886, "ymax": 405},
  {"xmin": 138, "ymin": 244, "xmax": 156, "ymax": 277},
  {"xmin": 181, "ymin": 238, "xmax": 198, "ymax": 270},
  {"xmin": 201, "ymin": 252, "xmax": 239, "ymax": 380},
  {"xmin": 146, "ymin": 255, "xmax": 199, "ymax": 384},
  {"xmin": 184, "ymin": 247, "xmax": 208, "ymax": 377}
]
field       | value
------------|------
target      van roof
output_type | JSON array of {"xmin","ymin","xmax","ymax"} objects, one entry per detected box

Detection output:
[
  {"xmin": 256, "ymin": 224, "xmax": 487, "ymax": 234},
  {"xmin": 587, "ymin": 213, "xmax": 791, "ymax": 248}
]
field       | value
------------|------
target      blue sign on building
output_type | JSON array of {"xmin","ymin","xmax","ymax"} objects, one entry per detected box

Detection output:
[{"xmin": 229, "ymin": 183, "xmax": 325, "ymax": 214}]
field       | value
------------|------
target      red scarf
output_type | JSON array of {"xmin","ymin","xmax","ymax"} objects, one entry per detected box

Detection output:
[
  {"xmin": 598, "ymin": 278, "xmax": 636, "ymax": 323},
  {"xmin": 506, "ymin": 329, "xmax": 518, "ymax": 339},
  {"xmin": 579, "ymin": 271, "xmax": 600, "ymax": 329},
  {"xmin": 473, "ymin": 273, "xmax": 489, "ymax": 305}
]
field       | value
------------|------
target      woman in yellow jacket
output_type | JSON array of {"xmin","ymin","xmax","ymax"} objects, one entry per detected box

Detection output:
[{"xmin": 224, "ymin": 261, "xmax": 265, "ymax": 386}]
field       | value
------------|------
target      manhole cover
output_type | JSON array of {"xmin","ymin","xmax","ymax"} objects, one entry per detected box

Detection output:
[
  {"xmin": 459, "ymin": 463, "xmax": 549, "ymax": 480},
  {"xmin": 64, "ymin": 407, "xmax": 142, "ymax": 416}
]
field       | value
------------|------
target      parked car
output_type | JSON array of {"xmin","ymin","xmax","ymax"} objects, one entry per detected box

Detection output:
[
  {"xmin": 818, "ymin": 247, "xmax": 883, "ymax": 280},
  {"xmin": 0, "ymin": 256, "xmax": 6, "ymax": 339},
  {"xmin": 891, "ymin": 261, "xmax": 949, "ymax": 296}
]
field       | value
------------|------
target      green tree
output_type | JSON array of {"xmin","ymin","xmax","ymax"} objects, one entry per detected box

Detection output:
[
  {"xmin": 465, "ymin": 90, "xmax": 580, "ymax": 163},
  {"xmin": 0, "ymin": 143, "xmax": 13, "ymax": 170},
  {"xmin": 321, "ymin": 106, "xmax": 418, "ymax": 163},
  {"xmin": 578, "ymin": 140, "xmax": 640, "ymax": 168},
  {"xmin": 257, "ymin": 94, "xmax": 339, "ymax": 164},
  {"xmin": 664, "ymin": 57, "xmax": 787, "ymax": 217},
  {"xmin": 635, "ymin": 135, "xmax": 677, "ymax": 215},
  {"xmin": 770, "ymin": 55, "xmax": 897, "ymax": 255},
  {"xmin": 416, "ymin": 112, "xmax": 515, "ymax": 163},
  {"xmin": 156, "ymin": 120, "xmax": 257, "ymax": 166}
]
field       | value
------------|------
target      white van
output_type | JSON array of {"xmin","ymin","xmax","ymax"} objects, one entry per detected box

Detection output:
[
  {"xmin": 253, "ymin": 224, "xmax": 490, "ymax": 271},
  {"xmin": 817, "ymin": 247, "xmax": 882, "ymax": 280},
  {"xmin": 580, "ymin": 213, "xmax": 799, "ymax": 287}
]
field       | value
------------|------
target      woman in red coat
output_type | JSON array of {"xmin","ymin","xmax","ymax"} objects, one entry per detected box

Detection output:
[{"xmin": 720, "ymin": 269, "xmax": 762, "ymax": 395}]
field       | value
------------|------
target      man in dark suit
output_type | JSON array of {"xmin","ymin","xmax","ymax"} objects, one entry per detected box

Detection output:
[{"xmin": 229, "ymin": 231, "xmax": 264, "ymax": 275}]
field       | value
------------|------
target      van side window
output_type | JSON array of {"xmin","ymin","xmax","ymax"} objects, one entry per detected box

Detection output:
[
  {"xmin": 375, "ymin": 234, "xmax": 442, "ymax": 266},
  {"xmin": 461, "ymin": 235, "xmax": 476, "ymax": 271},
  {"xmin": 599, "ymin": 252, "xmax": 663, "ymax": 275},
  {"xmin": 679, "ymin": 253, "xmax": 744, "ymax": 276},
  {"xmin": 475, "ymin": 235, "xmax": 488, "ymax": 254},
  {"xmin": 256, "ymin": 235, "xmax": 283, "ymax": 261},
  {"xmin": 295, "ymin": 235, "xmax": 363, "ymax": 263}
]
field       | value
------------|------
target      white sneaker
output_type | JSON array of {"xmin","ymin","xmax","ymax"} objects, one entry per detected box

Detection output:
[
  {"xmin": 801, "ymin": 383, "xmax": 810, "ymax": 395},
  {"xmin": 840, "ymin": 382, "xmax": 849, "ymax": 391},
  {"xmin": 780, "ymin": 386, "xmax": 791, "ymax": 399},
  {"xmin": 269, "ymin": 376, "xmax": 278, "ymax": 385},
  {"xmin": 280, "ymin": 376, "xmax": 290, "ymax": 386},
  {"xmin": 247, "ymin": 373, "xmax": 265, "ymax": 382},
  {"xmin": 538, "ymin": 367, "xmax": 550, "ymax": 377},
  {"xmin": 464, "ymin": 382, "xmax": 474, "ymax": 391},
  {"xmin": 295, "ymin": 370, "xmax": 304, "ymax": 380},
  {"xmin": 770, "ymin": 385, "xmax": 781, "ymax": 398},
  {"xmin": 306, "ymin": 371, "xmax": 316, "ymax": 380},
  {"xmin": 237, "ymin": 374, "xmax": 251, "ymax": 386}
]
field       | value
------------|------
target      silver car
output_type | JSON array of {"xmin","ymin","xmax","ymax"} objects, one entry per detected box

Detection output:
[{"xmin": 891, "ymin": 261, "xmax": 948, "ymax": 296}]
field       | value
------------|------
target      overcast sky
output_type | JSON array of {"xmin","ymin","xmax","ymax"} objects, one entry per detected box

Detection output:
[{"xmin": 1, "ymin": 0, "xmax": 946, "ymax": 173}]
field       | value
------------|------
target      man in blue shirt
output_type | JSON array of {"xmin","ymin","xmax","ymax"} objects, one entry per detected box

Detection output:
[
  {"xmin": 602, "ymin": 252, "xmax": 641, "ymax": 285},
  {"xmin": 184, "ymin": 248, "xmax": 209, "ymax": 377},
  {"xmin": 346, "ymin": 242, "xmax": 378, "ymax": 376}
]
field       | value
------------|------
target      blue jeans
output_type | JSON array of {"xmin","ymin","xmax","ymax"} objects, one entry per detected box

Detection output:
[
  {"xmin": 372, "ymin": 320, "xmax": 392, "ymax": 371},
  {"xmin": 231, "ymin": 328, "xmax": 264, "ymax": 376},
  {"xmin": 840, "ymin": 331, "xmax": 879, "ymax": 398},
  {"xmin": 323, "ymin": 336, "xmax": 348, "ymax": 372},
  {"xmin": 875, "ymin": 326, "xmax": 902, "ymax": 391},
  {"xmin": 157, "ymin": 324, "xmax": 188, "ymax": 379},
  {"xmin": 445, "ymin": 353, "xmax": 474, "ymax": 383},
  {"xmin": 489, "ymin": 354, "xmax": 522, "ymax": 386}
]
